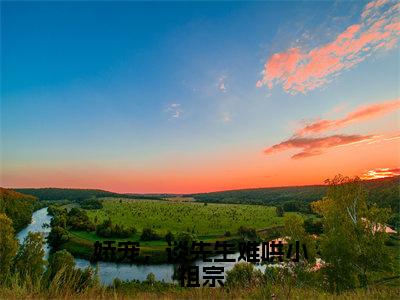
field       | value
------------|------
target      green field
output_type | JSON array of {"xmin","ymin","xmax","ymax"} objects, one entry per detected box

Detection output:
[{"xmin": 85, "ymin": 198, "xmax": 286, "ymax": 236}]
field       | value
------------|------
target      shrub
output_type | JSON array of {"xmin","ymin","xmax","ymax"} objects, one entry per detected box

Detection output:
[
  {"xmin": 96, "ymin": 219, "xmax": 135, "ymax": 238},
  {"xmin": 226, "ymin": 262, "xmax": 265, "ymax": 290},
  {"xmin": 165, "ymin": 231, "xmax": 174, "ymax": 244},
  {"xmin": 141, "ymin": 228, "xmax": 161, "ymax": 241},
  {"xmin": 47, "ymin": 226, "xmax": 70, "ymax": 250},
  {"xmin": 238, "ymin": 226, "xmax": 257, "ymax": 240}
]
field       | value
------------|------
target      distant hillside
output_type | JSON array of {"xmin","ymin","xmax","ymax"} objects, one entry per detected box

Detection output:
[
  {"xmin": 192, "ymin": 176, "xmax": 400, "ymax": 214},
  {"xmin": 0, "ymin": 187, "xmax": 37, "ymax": 230},
  {"xmin": 13, "ymin": 188, "xmax": 162, "ymax": 201}
]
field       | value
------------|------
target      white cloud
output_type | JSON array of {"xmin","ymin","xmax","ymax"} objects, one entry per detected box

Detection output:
[
  {"xmin": 217, "ymin": 75, "xmax": 228, "ymax": 92},
  {"xmin": 165, "ymin": 103, "xmax": 183, "ymax": 119}
]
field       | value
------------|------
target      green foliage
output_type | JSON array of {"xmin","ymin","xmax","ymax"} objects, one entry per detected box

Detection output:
[
  {"xmin": 388, "ymin": 213, "xmax": 399, "ymax": 231},
  {"xmin": 48, "ymin": 226, "xmax": 70, "ymax": 250},
  {"xmin": 51, "ymin": 214, "xmax": 67, "ymax": 229},
  {"xmin": 0, "ymin": 213, "xmax": 18, "ymax": 282},
  {"xmin": 303, "ymin": 217, "xmax": 323, "ymax": 234},
  {"xmin": 14, "ymin": 187, "xmax": 162, "ymax": 201},
  {"xmin": 14, "ymin": 232, "xmax": 46, "ymax": 282},
  {"xmin": 276, "ymin": 206, "xmax": 284, "ymax": 217},
  {"xmin": 313, "ymin": 175, "xmax": 393, "ymax": 292},
  {"xmin": 67, "ymin": 208, "xmax": 95, "ymax": 231},
  {"xmin": 87, "ymin": 199, "xmax": 285, "ymax": 237},
  {"xmin": 192, "ymin": 176, "xmax": 399, "ymax": 215},
  {"xmin": 96, "ymin": 218, "xmax": 135, "ymax": 238},
  {"xmin": 193, "ymin": 185, "xmax": 326, "ymax": 211},
  {"xmin": 282, "ymin": 214, "xmax": 317, "ymax": 261},
  {"xmin": 238, "ymin": 225, "xmax": 257, "ymax": 240},
  {"xmin": 145, "ymin": 273, "xmax": 156, "ymax": 285},
  {"xmin": 0, "ymin": 188, "xmax": 37, "ymax": 231},
  {"xmin": 80, "ymin": 198, "xmax": 103, "ymax": 210},
  {"xmin": 225, "ymin": 262, "xmax": 265, "ymax": 290},
  {"xmin": 283, "ymin": 200, "xmax": 310, "ymax": 213},
  {"xmin": 165, "ymin": 231, "xmax": 174, "ymax": 244},
  {"xmin": 141, "ymin": 227, "xmax": 161, "ymax": 241},
  {"xmin": 47, "ymin": 249, "xmax": 75, "ymax": 280}
]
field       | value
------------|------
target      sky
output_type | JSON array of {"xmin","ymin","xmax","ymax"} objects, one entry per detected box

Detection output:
[{"xmin": 1, "ymin": 0, "xmax": 399, "ymax": 193}]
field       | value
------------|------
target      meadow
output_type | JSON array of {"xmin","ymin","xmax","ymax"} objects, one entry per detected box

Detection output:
[{"xmin": 84, "ymin": 198, "xmax": 286, "ymax": 237}]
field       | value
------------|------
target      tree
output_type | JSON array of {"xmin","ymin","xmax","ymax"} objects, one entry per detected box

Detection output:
[
  {"xmin": 165, "ymin": 231, "xmax": 174, "ymax": 244},
  {"xmin": 48, "ymin": 226, "xmax": 70, "ymax": 250},
  {"xmin": 0, "ymin": 188, "xmax": 37, "ymax": 231},
  {"xmin": 225, "ymin": 262, "xmax": 264, "ymax": 289},
  {"xmin": 276, "ymin": 206, "xmax": 284, "ymax": 217},
  {"xmin": 47, "ymin": 249, "xmax": 75, "ymax": 280},
  {"xmin": 312, "ymin": 175, "xmax": 392, "ymax": 292},
  {"xmin": 282, "ymin": 214, "xmax": 316, "ymax": 262},
  {"xmin": 14, "ymin": 232, "xmax": 46, "ymax": 282},
  {"xmin": 141, "ymin": 228, "xmax": 161, "ymax": 241},
  {"xmin": 238, "ymin": 226, "xmax": 257, "ymax": 240},
  {"xmin": 304, "ymin": 217, "xmax": 323, "ymax": 234},
  {"xmin": 0, "ymin": 213, "xmax": 18, "ymax": 281}
]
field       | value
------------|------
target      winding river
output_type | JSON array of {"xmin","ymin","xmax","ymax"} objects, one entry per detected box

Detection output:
[{"xmin": 18, "ymin": 207, "xmax": 267, "ymax": 285}]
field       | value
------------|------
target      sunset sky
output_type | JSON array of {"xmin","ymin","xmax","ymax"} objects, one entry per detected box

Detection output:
[{"xmin": 1, "ymin": 0, "xmax": 399, "ymax": 193}]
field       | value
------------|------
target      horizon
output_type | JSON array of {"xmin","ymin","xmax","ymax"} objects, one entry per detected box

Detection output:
[
  {"xmin": 4, "ymin": 174, "xmax": 399, "ymax": 195},
  {"xmin": 1, "ymin": 0, "xmax": 399, "ymax": 193}
]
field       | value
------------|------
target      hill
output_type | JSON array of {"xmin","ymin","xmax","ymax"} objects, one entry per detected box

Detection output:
[
  {"xmin": 13, "ymin": 188, "xmax": 161, "ymax": 201},
  {"xmin": 191, "ymin": 176, "xmax": 400, "ymax": 214},
  {"xmin": 0, "ymin": 187, "xmax": 37, "ymax": 230}
]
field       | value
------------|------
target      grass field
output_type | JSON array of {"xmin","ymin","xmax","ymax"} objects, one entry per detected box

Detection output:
[
  {"xmin": 64, "ymin": 198, "xmax": 293, "ymax": 262},
  {"xmin": 85, "ymin": 198, "xmax": 287, "ymax": 236}
]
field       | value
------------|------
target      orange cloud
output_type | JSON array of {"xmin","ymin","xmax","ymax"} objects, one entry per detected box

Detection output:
[
  {"xmin": 257, "ymin": 0, "xmax": 400, "ymax": 94},
  {"xmin": 264, "ymin": 134, "xmax": 375, "ymax": 159},
  {"xmin": 297, "ymin": 98, "xmax": 400, "ymax": 136},
  {"xmin": 360, "ymin": 167, "xmax": 400, "ymax": 180}
]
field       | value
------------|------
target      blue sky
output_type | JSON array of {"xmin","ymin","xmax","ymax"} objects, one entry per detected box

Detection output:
[{"xmin": 1, "ymin": 1, "xmax": 399, "ymax": 193}]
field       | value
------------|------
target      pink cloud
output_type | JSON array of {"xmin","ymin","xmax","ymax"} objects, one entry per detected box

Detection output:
[
  {"xmin": 264, "ymin": 134, "xmax": 374, "ymax": 159},
  {"xmin": 257, "ymin": 0, "xmax": 400, "ymax": 94},
  {"xmin": 297, "ymin": 98, "xmax": 400, "ymax": 136}
]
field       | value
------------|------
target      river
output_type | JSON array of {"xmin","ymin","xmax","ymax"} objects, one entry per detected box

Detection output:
[{"xmin": 18, "ymin": 207, "xmax": 268, "ymax": 285}]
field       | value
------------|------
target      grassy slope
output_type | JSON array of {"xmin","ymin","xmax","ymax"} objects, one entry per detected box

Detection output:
[
  {"xmin": 62, "ymin": 198, "xmax": 294, "ymax": 261},
  {"xmin": 86, "ymin": 198, "xmax": 287, "ymax": 236}
]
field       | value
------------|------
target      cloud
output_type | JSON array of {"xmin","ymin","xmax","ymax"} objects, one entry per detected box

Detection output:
[
  {"xmin": 360, "ymin": 167, "xmax": 400, "ymax": 180},
  {"xmin": 165, "ymin": 103, "xmax": 183, "ymax": 119},
  {"xmin": 264, "ymin": 134, "xmax": 375, "ymax": 159},
  {"xmin": 257, "ymin": 0, "xmax": 400, "ymax": 94},
  {"xmin": 217, "ymin": 75, "xmax": 228, "ymax": 92},
  {"xmin": 221, "ymin": 111, "xmax": 232, "ymax": 123},
  {"xmin": 297, "ymin": 98, "xmax": 400, "ymax": 136}
]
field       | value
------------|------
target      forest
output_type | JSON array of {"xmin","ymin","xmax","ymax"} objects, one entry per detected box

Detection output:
[
  {"xmin": 0, "ymin": 188, "xmax": 37, "ymax": 231},
  {"xmin": 14, "ymin": 188, "xmax": 162, "ymax": 201}
]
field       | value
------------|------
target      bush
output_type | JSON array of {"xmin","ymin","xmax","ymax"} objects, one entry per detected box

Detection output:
[
  {"xmin": 226, "ymin": 262, "xmax": 265, "ymax": 290},
  {"xmin": 96, "ymin": 219, "xmax": 135, "ymax": 238},
  {"xmin": 165, "ymin": 231, "xmax": 174, "ymax": 244},
  {"xmin": 141, "ymin": 228, "xmax": 161, "ymax": 241},
  {"xmin": 67, "ymin": 208, "xmax": 95, "ymax": 231},
  {"xmin": 47, "ymin": 226, "xmax": 70, "ymax": 250},
  {"xmin": 80, "ymin": 198, "xmax": 103, "ymax": 210},
  {"xmin": 238, "ymin": 226, "xmax": 257, "ymax": 240},
  {"xmin": 304, "ymin": 218, "xmax": 323, "ymax": 234},
  {"xmin": 276, "ymin": 206, "xmax": 284, "ymax": 217}
]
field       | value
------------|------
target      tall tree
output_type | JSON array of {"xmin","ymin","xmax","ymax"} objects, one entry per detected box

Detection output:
[
  {"xmin": 0, "ymin": 213, "xmax": 18, "ymax": 282},
  {"xmin": 14, "ymin": 232, "xmax": 46, "ymax": 282},
  {"xmin": 312, "ymin": 175, "xmax": 392, "ymax": 292}
]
